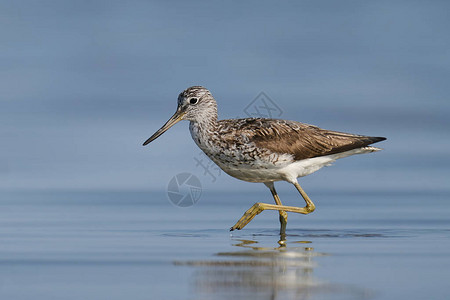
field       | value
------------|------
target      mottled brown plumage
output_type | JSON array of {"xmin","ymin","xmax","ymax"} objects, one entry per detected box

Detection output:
[
  {"xmin": 216, "ymin": 118, "xmax": 385, "ymax": 161},
  {"xmin": 143, "ymin": 86, "xmax": 386, "ymax": 233}
]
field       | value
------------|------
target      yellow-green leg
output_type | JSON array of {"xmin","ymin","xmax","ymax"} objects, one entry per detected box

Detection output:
[
  {"xmin": 230, "ymin": 181, "xmax": 316, "ymax": 231},
  {"xmin": 265, "ymin": 183, "xmax": 288, "ymax": 235}
]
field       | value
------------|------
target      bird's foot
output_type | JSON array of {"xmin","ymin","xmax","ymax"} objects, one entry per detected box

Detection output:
[
  {"xmin": 230, "ymin": 202, "xmax": 265, "ymax": 231},
  {"xmin": 279, "ymin": 211, "xmax": 288, "ymax": 235}
]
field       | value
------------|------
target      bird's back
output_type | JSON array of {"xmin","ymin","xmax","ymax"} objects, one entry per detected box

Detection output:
[{"xmin": 216, "ymin": 118, "xmax": 386, "ymax": 161}]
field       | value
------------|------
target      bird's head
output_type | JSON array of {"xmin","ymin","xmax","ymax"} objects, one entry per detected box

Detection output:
[{"xmin": 143, "ymin": 86, "xmax": 217, "ymax": 146}]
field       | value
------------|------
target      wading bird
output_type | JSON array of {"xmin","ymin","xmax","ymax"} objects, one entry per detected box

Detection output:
[{"xmin": 143, "ymin": 86, "xmax": 385, "ymax": 234}]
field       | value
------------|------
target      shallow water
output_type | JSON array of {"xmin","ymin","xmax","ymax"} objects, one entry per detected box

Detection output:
[
  {"xmin": 2, "ymin": 1, "xmax": 450, "ymax": 299},
  {"xmin": 0, "ymin": 190, "xmax": 449, "ymax": 299}
]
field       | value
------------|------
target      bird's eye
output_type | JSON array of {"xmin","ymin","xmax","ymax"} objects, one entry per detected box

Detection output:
[{"xmin": 189, "ymin": 98, "xmax": 198, "ymax": 105}]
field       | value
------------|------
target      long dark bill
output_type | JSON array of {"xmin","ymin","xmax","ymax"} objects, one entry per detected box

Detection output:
[{"xmin": 142, "ymin": 109, "xmax": 185, "ymax": 146}]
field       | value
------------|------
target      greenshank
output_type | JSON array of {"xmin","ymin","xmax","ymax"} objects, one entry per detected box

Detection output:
[{"xmin": 143, "ymin": 86, "xmax": 386, "ymax": 233}]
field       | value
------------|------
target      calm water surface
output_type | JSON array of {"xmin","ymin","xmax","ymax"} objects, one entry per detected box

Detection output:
[
  {"xmin": 0, "ymin": 190, "xmax": 448, "ymax": 300},
  {"xmin": 2, "ymin": 1, "xmax": 450, "ymax": 299}
]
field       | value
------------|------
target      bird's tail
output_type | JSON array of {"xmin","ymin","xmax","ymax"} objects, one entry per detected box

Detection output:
[{"xmin": 361, "ymin": 146, "xmax": 383, "ymax": 152}]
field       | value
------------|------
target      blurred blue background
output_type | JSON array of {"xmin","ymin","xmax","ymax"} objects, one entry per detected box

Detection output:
[
  {"xmin": 1, "ymin": 0, "xmax": 449, "ymax": 193},
  {"xmin": 2, "ymin": 2, "xmax": 450, "ymax": 299}
]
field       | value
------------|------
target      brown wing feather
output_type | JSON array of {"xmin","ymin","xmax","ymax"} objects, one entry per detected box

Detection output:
[{"xmin": 219, "ymin": 118, "xmax": 386, "ymax": 160}]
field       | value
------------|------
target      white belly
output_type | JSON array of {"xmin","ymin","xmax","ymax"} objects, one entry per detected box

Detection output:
[{"xmin": 216, "ymin": 147, "xmax": 381, "ymax": 184}]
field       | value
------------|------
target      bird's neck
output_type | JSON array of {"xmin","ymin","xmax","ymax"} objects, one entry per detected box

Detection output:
[
  {"xmin": 190, "ymin": 113, "xmax": 218, "ymax": 133},
  {"xmin": 192, "ymin": 105, "xmax": 219, "ymax": 130},
  {"xmin": 189, "ymin": 110, "xmax": 220, "ymax": 152}
]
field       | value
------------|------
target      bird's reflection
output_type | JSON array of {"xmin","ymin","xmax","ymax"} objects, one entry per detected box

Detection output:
[
  {"xmin": 174, "ymin": 233, "xmax": 374, "ymax": 299},
  {"xmin": 174, "ymin": 234, "xmax": 331, "ymax": 300}
]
